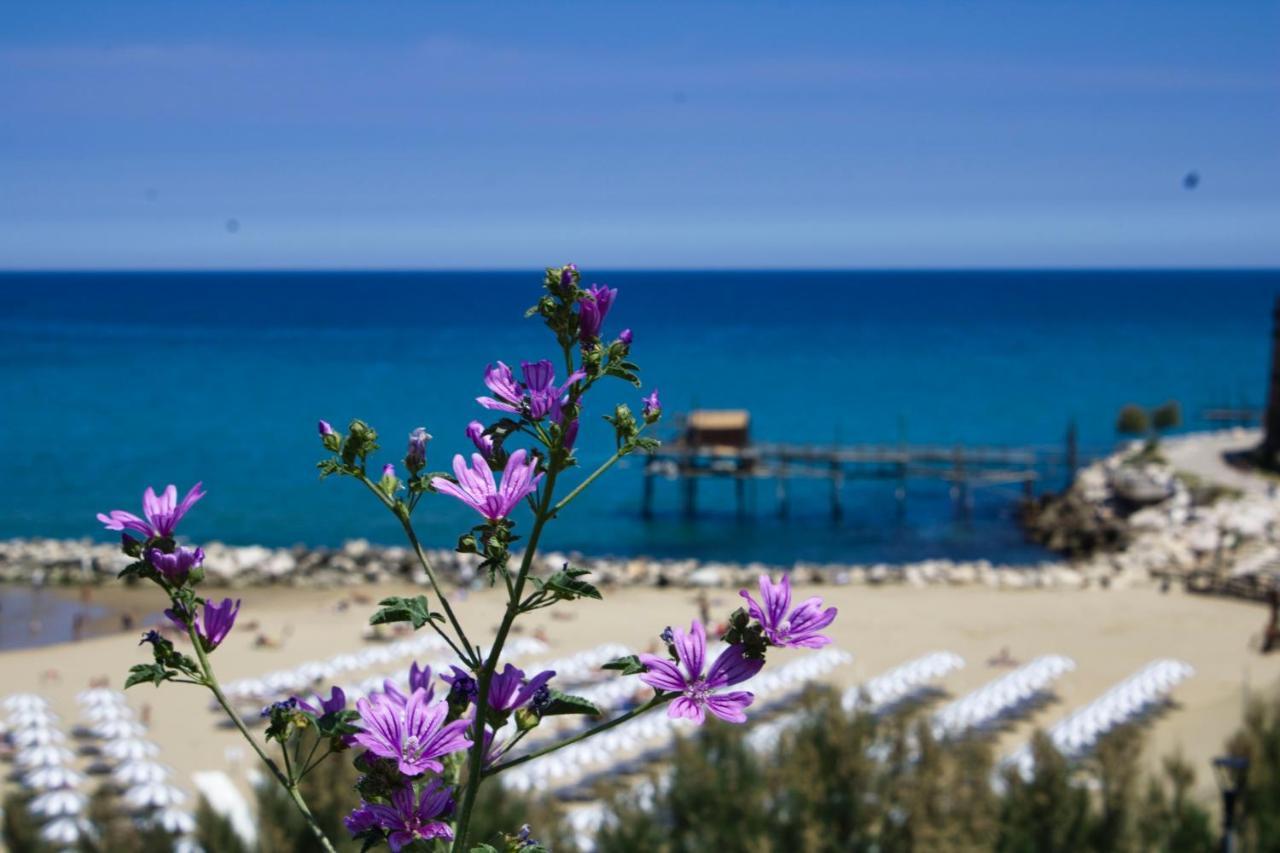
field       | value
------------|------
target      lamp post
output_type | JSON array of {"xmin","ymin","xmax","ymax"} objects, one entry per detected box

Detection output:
[{"xmin": 1212, "ymin": 754, "xmax": 1249, "ymax": 853}]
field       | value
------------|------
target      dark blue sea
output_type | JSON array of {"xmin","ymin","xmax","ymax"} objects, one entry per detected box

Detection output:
[{"xmin": 0, "ymin": 270, "xmax": 1274, "ymax": 566}]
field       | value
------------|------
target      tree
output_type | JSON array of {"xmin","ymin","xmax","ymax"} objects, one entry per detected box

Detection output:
[{"xmin": 1116, "ymin": 404, "xmax": 1151, "ymax": 437}]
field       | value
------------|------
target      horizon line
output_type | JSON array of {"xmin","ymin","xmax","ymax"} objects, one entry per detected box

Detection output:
[{"xmin": 2, "ymin": 264, "xmax": 1279, "ymax": 275}]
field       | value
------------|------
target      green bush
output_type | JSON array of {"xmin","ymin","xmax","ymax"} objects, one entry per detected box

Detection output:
[{"xmin": 1116, "ymin": 404, "xmax": 1151, "ymax": 436}]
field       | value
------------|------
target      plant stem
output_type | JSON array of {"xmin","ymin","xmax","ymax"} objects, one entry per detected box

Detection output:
[
  {"xmin": 356, "ymin": 473, "xmax": 479, "ymax": 668},
  {"xmin": 185, "ymin": 623, "xmax": 337, "ymax": 853},
  {"xmin": 552, "ymin": 447, "xmax": 627, "ymax": 516},
  {"xmin": 451, "ymin": 465, "xmax": 561, "ymax": 852},
  {"xmin": 483, "ymin": 694, "xmax": 672, "ymax": 777}
]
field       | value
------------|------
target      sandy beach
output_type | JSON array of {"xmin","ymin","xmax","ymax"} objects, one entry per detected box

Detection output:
[{"xmin": 3, "ymin": 577, "xmax": 1277, "ymax": 808}]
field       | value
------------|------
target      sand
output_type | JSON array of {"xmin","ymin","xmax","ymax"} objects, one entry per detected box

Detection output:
[{"xmin": 2, "ymin": 578, "xmax": 1278, "ymax": 806}]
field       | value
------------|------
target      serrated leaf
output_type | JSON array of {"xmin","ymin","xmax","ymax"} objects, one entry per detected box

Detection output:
[
  {"xmin": 602, "ymin": 654, "xmax": 647, "ymax": 676},
  {"xmin": 125, "ymin": 663, "xmax": 174, "ymax": 689},
  {"xmin": 368, "ymin": 595, "xmax": 437, "ymax": 630},
  {"xmin": 543, "ymin": 567, "xmax": 602, "ymax": 601},
  {"xmin": 539, "ymin": 690, "xmax": 602, "ymax": 718}
]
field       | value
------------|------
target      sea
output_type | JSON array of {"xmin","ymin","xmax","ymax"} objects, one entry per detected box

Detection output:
[{"xmin": 0, "ymin": 270, "xmax": 1275, "ymax": 568}]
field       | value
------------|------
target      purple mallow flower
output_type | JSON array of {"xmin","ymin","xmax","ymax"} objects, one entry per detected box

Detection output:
[
  {"xmin": 740, "ymin": 574, "xmax": 837, "ymax": 649},
  {"xmin": 619, "ymin": 328, "xmax": 633, "ymax": 346},
  {"xmin": 98, "ymin": 482, "xmax": 206, "ymax": 540},
  {"xmin": 405, "ymin": 428, "xmax": 430, "ymax": 471},
  {"xmin": 642, "ymin": 389, "xmax": 662, "ymax": 422},
  {"xmin": 477, "ymin": 360, "xmax": 584, "ymax": 420},
  {"xmin": 295, "ymin": 686, "xmax": 347, "ymax": 717},
  {"xmin": 487, "ymin": 664, "xmax": 556, "ymax": 713},
  {"xmin": 443, "ymin": 666, "xmax": 478, "ymax": 706},
  {"xmin": 639, "ymin": 620, "xmax": 762, "ymax": 725},
  {"xmin": 382, "ymin": 661, "xmax": 435, "ymax": 707},
  {"xmin": 318, "ymin": 420, "xmax": 335, "ymax": 437},
  {"xmin": 578, "ymin": 284, "xmax": 617, "ymax": 342},
  {"xmin": 146, "ymin": 545, "xmax": 204, "ymax": 585},
  {"xmin": 167, "ymin": 598, "xmax": 241, "ymax": 651},
  {"xmin": 465, "ymin": 421, "xmax": 494, "ymax": 458},
  {"xmin": 345, "ymin": 780, "xmax": 455, "ymax": 850},
  {"xmin": 352, "ymin": 689, "xmax": 471, "ymax": 777},
  {"xmin": 430, "ymin": 449, "xmax": 542, "ymax": 523}
]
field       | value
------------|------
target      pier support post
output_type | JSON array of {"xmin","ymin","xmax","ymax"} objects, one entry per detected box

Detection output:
[
  {"xmin": 642, "ymin": 465, "xmax": 655, "ymax": 519},
  {"xmin": 830, "ymin": 460, "xmax": 843, "ymax": 521},
  {"xmin": 682, "ymin": 473, "xmax": 697, "ymax": 518}
]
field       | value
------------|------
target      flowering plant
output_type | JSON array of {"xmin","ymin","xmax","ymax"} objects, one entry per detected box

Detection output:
[{"xmin": 98, "ymin": 265, "xmax": 837, "ymax": 852}]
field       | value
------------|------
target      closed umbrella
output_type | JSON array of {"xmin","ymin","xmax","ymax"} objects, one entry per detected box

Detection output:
[{"xmin": 29, "ymin": 789, "xmax": 87, "ymax": 818}]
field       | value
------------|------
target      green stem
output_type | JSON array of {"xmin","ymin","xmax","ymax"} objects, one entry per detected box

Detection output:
[
  {"xmin": 184, "ymin": 623, "xmax": 336, "ymax": 853},
  {"xmin": 483, "ymin": 694, "xmax": 672, "ymax": 777},
  {"xmin": 552, "ymin": 447, "xmax": 628, "ymax": 516},
  {"xmin": 357, "ymin": 474, "xmax": 479, "ymax": 668},
  {"xmin": 451, "ymin": 466, "xmax": 561, "ymax": 853}
]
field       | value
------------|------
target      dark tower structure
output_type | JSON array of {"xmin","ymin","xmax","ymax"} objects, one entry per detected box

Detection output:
[{"xmin": 1261, "ymin": 296, "xmax": 1280, "ymax": 468}]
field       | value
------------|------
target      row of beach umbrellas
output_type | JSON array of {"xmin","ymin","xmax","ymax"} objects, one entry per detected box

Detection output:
[
  {"xmin": 1002, "ymin": 658, "xmax": 1195, "ymax": 779},
  {"xmin": 930, "ymin": 655, "xmax": 1077, "ymax": 740}
]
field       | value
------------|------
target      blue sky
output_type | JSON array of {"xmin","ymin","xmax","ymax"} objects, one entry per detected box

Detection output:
[{"xmin": 1, "ymin": 1, "xmax": 1277, "ymax": 269}]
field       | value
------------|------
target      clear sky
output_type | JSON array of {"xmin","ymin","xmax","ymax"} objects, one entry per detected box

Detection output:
[{"xmin": 1, "ymin": 1, "xmax": 1277, "ymax": 269}]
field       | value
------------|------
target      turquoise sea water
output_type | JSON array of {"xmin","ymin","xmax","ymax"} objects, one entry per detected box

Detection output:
[{"xmin": 0, "ymin": 270, "xmax": 1274, "ymax": 566}]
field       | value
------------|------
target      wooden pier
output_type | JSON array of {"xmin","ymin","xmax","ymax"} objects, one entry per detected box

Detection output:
[{"xmin": 642, "ymin": 410, "xmax": 1080, "ymax": 520}]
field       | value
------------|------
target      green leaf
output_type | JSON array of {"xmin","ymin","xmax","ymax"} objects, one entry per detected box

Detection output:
[
  {"xmin": 116, "ymin": 560, "xmax": 149, "ymax": 581},
  {"xmin": 470, "ymin": 845, "xmax": 499, "ymax": 853},
  {"xmin": 368, "ymin": 595, "xmax": 438, "ymax": 630},
  {"xmin": 539, "ymin": 689, "xmax": 602, "ymax": 717},
  {"xmin": 124, "ymin": 663, "xmax": 175, "ymax": 689},
  {"xmin": 542, "ymin": 565, "xmax": 602, "ymax": 602},
  {"xmin": 602, "ymin": 654, "xmax": 647, "ymax": 676}
]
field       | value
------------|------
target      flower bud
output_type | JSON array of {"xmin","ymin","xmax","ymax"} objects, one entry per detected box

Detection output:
[
  {"xmin": 619, "ymin": 328, "xmax": 633, "ymax": 346},
  {"xmin": 318, "ymin": 419, "xmax": 341, "ymax": 452},
  {"xmin": 405, "ymin": 427, "xmax": 431, "ymax": 473},
  {"xmin": 642, "ymin": 389, "xmax": 662, "ymax": 424},
  {"xmin": 465, "ymin": 420, "xmax": 495, "ymax": 459},
  {"xmin": 515, "ymin": 707, "xmax": 541, "ymax": 733},
  {"xmin": 379, "ymin": 462, "xmax": 400, "ymax": 496}
]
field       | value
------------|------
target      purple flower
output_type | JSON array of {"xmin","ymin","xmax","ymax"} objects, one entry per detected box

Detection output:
[
  {"xmin": 295, "ymin": 686, "xmax": 347, "ymax": 717},
  {"xmin": 97, "ymin": 482, "xmax": 206, "ymax": 540},
  {"xmin": 487, "ymin": 664, "xmax": 556, "ymax": 713},
  {"xmin": 578, "ymin": 284, "xmax": 618, "ymax": 342},
  {"xmin": 318, "ymin": 420, "xmax": 335, "ymax": 437},
  {"xmin": 476, "ymin": 362, "xmax": 524, "ymax": 413},
  {"xmin": 477, "ymin": 360, "xmax": 585, "ymax": 421},
  {"xmin": 443, "ymin": 666, "xmax": 478, "ymax": 706},
  {"xmin": 348, "ymin": 781, "xmax": 455, "ymax": 850},
  {"xmin": 168, "ymin": 598, "xmax": 241, "ymax": 651},
  {"xmin": 642, "ymin": 389, "xmax": 662, "ymax": 423},
  {"xmin": 382, "ymin": 662, "xmax": 435, "ymax": 707},
  {"xmin": 639, "ymin": 620, "xmax": 762, "ymax": 725},
  {"xmin": 405, "ymin": 428, "xmax": 431, "ymax": 472},
  {"xmin": 379, "ymin": 462, "xmax": 400, "ymax": 494},
  {"xmin": 352, "ymin": 689, "xmax": 471, "ymax": 777},
  {"xmin": 740, "ymin": 574, "xmax": 837, "ymax": 649},
  {"xmin": 465, "ymin": 421, "xmax": 494, "ymax": 458},
  {"xmin": 430, "ymin": 449, "xmax": 543, "ymax": 522},
  {"xmin": 619, "ymin": 328, "xmax": 633, "ymax": 347},
  {"xmin": 145, "ymin": 545, "xmax": 204, "ymax": 585}
]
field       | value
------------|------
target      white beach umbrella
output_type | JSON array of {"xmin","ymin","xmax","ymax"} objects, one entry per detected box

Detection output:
[
  {"xmin": 113, "ymin": 760, "xmax": 171, "ymax": 786},
  {"xmin": 83, "ymin": 703, "xmax": 134, "ymax": 723},
  {"xmin": 3, "ymin": 694, "xmax": 49, "ymax": 712},
  {"xmin": 6, "ymin": 709, "xmax": 58, "ymax": 729},
  {"xmin": 101, "ymin": 738, "xmax": 160, "ymax": 761},
  {"xmin": 39, "ymin": 817, "xmax": 84, "ymax": 845},
  {"xmin": 12, "ymin": 726, "xmax": 67, "ymax": 747},
  {"xmin": 24, "ymin": 765, "xmax": 84, "ymax": 790},
  {"xmin": 17, "ymin": 744, "xmax": 75, "ymax": 768},
  {"xmin": 29, "ymin": 789, "xmax": 88, "ymax": 818},
  {"xmin": 76, "ymin": 688, "xmax": 128, "ymax": 706},
  {"xmin": 154, "ymin": 808, "xmax": 197, "ymax": 834},
  {"xmin": 125, "ymin": 782, "xmax": 187, "ymax": 810},
  {"xmin": 93, "ymin": 719, "xmax": 147, "ymax": 740}
]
